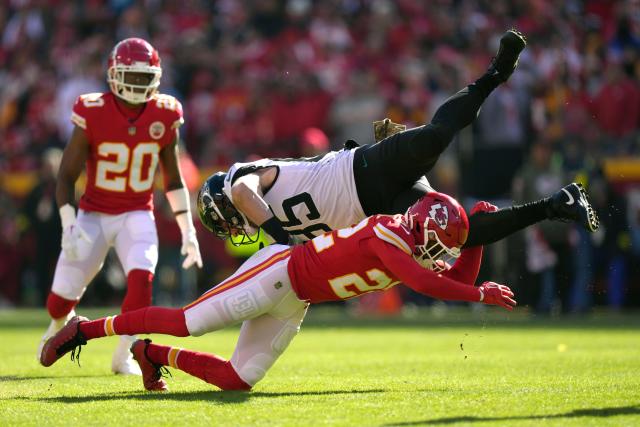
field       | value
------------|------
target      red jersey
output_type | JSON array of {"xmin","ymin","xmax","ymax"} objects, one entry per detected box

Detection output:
[
  {"xmin": 288, "ymin": 215, "xmax": 485, "ymax": 304},
  {"xmin": 71, "ymin": 92, "xmax": 184, "ymax": 214}
]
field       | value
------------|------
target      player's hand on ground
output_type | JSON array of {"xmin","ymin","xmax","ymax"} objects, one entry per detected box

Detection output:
[
  {"xmin": 61, "ymin": 223, "xmax": 92, "ymax": 261},
  {"xmin": 470, "ymin": 201, "xmax": 499, "ymax": 215},
  {"xmin": 478, "ymin": 281, "xmax": 516, "ymax": 310},
  {"xmin": 181, "ymin": 230, "xmax": 203, "ymax": 269}
]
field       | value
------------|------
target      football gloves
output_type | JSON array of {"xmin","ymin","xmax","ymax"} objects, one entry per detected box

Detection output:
[
  {"xmin": 180, "ymin": 229, "xmax": 202, "ymax": 269},
  {"xmin": 373, "ymin": 118, "xmax": 406, "ymax": 142},
  {"xmin": 59, "ymin": 204, "xmax": 92, "ymax": 262},
  {"xmin": 478, "ymin": 281, "xmax": 517, "ymax": 311},
  {"xmin": 470, "ymin": 200, "xmax": 498, "ymax": 215},
  {"xmin": 166, "ymin": 187, "xmax": 203, "ymax": 270}
]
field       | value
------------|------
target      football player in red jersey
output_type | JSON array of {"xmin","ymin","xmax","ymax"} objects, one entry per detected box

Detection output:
[
  {"xmin": 37, "ymin": 38, "xmax": 203, "ymax": 375},
  {"xmin": 41, "ymin": 193, "xmax": 515, "ymax": 392}
]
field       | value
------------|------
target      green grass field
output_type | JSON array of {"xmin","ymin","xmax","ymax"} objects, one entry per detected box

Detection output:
[{"xmin": 1, "ymin": 307, "xmax": 639, "ymax": 426}]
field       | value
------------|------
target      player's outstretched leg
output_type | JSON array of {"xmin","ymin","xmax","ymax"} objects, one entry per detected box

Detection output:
[
  {"xmin": 463, "ymin": 182, "xmax": 599, "ymax": 248},
  {"xmin": 130, "ymin": 339, "xmax": 251, "ymax": 392},
  {"xmin": 40, "ymin": 315, "xmax": 88, "ymax": 367},
  {"xmin": 486, "ymin": 29, "xmax": 527, "ymax": 83},
  {"xmin": 546, "ymin": 183, "xmax": 600, "ymax": 232},
  {"xmin": 130, "ymin": 339, "xmax": 168, "ymax": 391},
  {"xmin": 39, "ymin": 307, "xmax": 190, "ymax": 367},
  {"xmin": 397, "ymin": 29, "xmax": 527, "ymax": 173}
]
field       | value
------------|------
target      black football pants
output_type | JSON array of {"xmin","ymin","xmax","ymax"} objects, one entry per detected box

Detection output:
[
  {"xmin": 352, "ymin": 76, "xmax": 548, "ymax": 248},
  {"xmin": 353, "ymin": 77, "xmax": 492, "ymax": 215}
]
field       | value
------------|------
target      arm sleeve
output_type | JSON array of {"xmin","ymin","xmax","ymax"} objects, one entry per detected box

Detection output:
[
  {"xmin": 367, "ymin": 238, "xmax": 482, "ymax": 303},
  {"xmin": 441, "ymin": 246, "xmax": 483, "ymax": 285}
]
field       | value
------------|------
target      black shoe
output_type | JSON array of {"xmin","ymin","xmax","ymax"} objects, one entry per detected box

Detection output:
[
  {"xmin": 547, "ymin": 183, "xmax": 600, "ymax": 232},
  {"xmin": 487, "ymin": 29, "xmax": 527, "ymax": 83}
]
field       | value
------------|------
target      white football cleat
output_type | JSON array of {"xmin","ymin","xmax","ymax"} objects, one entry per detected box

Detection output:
[
  {"xmin": 36, "ymin": 310, "xmax": 76, "ymax": 362},
  {"xmin": 112, "ymin": 335, "xmax": 142, "ymax": 376}
]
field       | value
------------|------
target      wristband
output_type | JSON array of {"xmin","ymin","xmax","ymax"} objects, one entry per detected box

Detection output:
[
  {"xmin": 166, "ymin": 187, "xmax": 195, "ymax": 235},
  {"xmin": 260, "ymin": 216, "xmax": 290, "ymax": 245},
  {"xmin": 59, "ymin": 204, "xmax": 76, "ymax": 229},
  {"xmin": 166, "ymin": 187, "xmax": 190, "ymax": 214}
]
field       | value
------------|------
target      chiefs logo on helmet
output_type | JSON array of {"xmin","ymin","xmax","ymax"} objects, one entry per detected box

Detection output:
[{"xmin": 428, "ymin": 203, "xmax": 449, "ymax": 230}]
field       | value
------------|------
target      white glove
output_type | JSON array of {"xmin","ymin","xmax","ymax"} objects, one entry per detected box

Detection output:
[
  {"xmin": 166, "ymin": 188, "xmax": 203, "ymax": 270},
  {"xmin": 59, "ymin": 204, "xmax": 92, "ymax": 262},
  {"xmin": 181, "ymin": 228, "xmax": 202, "ymax": 269}
]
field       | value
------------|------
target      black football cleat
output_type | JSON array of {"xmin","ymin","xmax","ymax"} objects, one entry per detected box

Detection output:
[
  {"xmin": 487, "ymin": 29, "xmax": 527, "ymax": 83},
  {"xmin": 130, "ymin": 339, "xmax": 169, "ymax": 391},
  {"xmin": 547, "ymin": 183, "xmax": 600, "ymax": 232},
  {"xmin": 40, "ymin": 315, "xmax": 88, "ymax": 367}
]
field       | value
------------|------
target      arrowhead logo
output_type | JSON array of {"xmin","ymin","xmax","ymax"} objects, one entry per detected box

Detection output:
[{"xmin": 428, "ymin": 203, "xmax": 449, "ymax": 230}]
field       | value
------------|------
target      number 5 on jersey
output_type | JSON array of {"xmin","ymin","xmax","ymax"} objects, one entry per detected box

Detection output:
[{"xmin": 96, "ymin": 142, "xmax": 160, "ymax": 192}]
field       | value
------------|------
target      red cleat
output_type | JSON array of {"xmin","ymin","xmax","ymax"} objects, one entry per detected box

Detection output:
[
  {"xmin": 130, "ymin": 339, "xmax": 169, "ymax": 392},
  {"xmin": 40, "ymin": 316, "xmax": 89, "ymax": 367}
]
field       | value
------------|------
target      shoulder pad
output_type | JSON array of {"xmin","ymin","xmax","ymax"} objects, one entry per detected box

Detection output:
[
  {"xmin": 372, "ymin": 215, "xmax": 414, "ymax": 255},
  {"xmin": 151, "ymin": 93, "xmax": 184, "ymax": 128},
  {"xmin": 71, "ymin": 93, "xmax": 108, "ymax": 129}
]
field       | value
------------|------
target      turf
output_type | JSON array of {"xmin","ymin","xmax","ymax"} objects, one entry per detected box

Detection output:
[{"xmin": 1, "ymin": 307, "xmax": 639, "ymax": 426}]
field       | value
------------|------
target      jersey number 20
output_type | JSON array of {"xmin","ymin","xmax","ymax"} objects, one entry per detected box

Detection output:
[{"xmin": 95, "ymin": 142, "xmax": 160, "ymax": 192}]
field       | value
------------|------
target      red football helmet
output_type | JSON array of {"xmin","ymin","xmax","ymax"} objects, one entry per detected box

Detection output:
[
  {"xmin": 404, "ymin": 192, "xmax": 469, "ymax": 272},
  {"xmin": 107, "ymin": 38, "xmax": 162, "ymax": 104}
]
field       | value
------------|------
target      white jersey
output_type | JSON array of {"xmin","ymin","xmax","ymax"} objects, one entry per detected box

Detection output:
[{"xmin": 224, "ymin": 150, "xmax": 366, "ymax": 241}]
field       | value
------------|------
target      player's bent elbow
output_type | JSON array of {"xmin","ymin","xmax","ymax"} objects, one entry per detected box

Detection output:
[{"xmin": 230, "ymin": 182, "xmax": 251, "ymax": 205}]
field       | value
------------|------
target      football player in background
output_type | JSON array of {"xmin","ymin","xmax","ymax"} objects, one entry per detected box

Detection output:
[
  {"xmin": 41, "ymin": 193, "xmax": 515, "ymax": 391},
  {"xmin": 200, "ymin": 29, "xmax": 599, "ymax": 248},
  {"xmin": 36, "ymin": 38, "xmax": 203, "ymax": 375}
]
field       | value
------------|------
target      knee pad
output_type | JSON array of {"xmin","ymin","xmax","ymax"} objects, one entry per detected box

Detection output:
[
  {"xmin": 51, "ymin": 265, "xmax": 89, "ymax": 301},
  {"xmin": 124, "ymin": 241, "xmax": 158, "ymax": 274}
]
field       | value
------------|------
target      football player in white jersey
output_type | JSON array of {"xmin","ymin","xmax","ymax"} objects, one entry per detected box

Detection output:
[{"xmin": 198, "ymin": 30, "xmax": 599, "ymax": 247}]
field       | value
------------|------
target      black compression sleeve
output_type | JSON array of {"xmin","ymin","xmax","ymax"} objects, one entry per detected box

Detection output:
[
  {"xmin": 464, "ymin": 199, "xmax": 550, "ymax": 248},
  {"xmin": 260, "ymin": 216, "xmax": 290, "ymax": 245}
]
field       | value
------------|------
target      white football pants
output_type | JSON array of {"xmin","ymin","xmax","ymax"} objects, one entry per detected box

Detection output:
[
  {"xmin": 183, "ymin": 244, "xmax": 308, "ymax": 386},
  {"xmin": 51, "ymin": 209, "xmax": 158, "ymax": 301}
]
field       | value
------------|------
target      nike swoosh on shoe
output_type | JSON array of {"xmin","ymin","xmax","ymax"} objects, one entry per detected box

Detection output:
[{"xmin": 561, "ymin": 188, "xmax": 575, "ymax": 205}]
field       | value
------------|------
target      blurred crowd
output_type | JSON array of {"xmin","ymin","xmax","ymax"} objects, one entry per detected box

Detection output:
[{"xmin": 1, "ymin": 0, "xmax": 639, "ymax": 314}]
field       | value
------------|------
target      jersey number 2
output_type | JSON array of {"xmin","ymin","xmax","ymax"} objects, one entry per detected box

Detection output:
[
  {"xmin": 95, "ymin": 142, "xmax": 160, "ymax": 192},
  {"xmin": 311, "ymin": 219, "xmax": 400, "ymax": 299},
  {"xmin": 329, "ymin": 269, "xmax": 399, "ymax": 299}
]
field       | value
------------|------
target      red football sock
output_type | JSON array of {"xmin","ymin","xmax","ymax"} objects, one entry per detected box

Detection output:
[
  {"xmin": 145, "ymin": 341, "xmax": 171, "ymax": 365},
  {"xmin": 79, "ymin": 307, "xmax": 190, "ymax": 340},
  {"xmin": 46, "ymin": 292, "xmax": 77, "ymax": 319},
  {"xmin": 121, "ymin": 269, "xmax": 153, "ymax": 313},
  {"xmin": 155, "ymin": 346, "xmax": 251, "ymax": 391}
]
